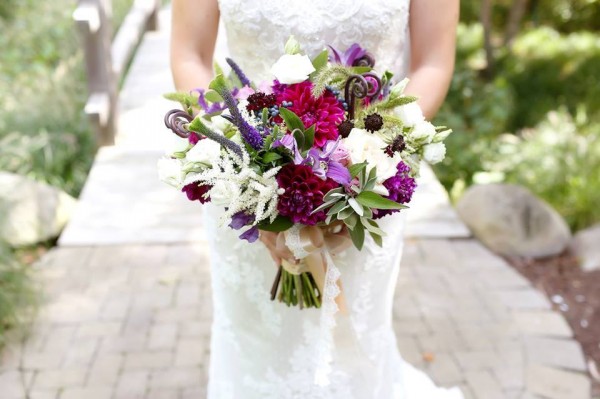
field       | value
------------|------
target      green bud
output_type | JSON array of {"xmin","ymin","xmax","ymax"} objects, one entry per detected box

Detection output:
[{"xmin": 284, "ymin": 36, "xmax": 302, "ymax": 55}]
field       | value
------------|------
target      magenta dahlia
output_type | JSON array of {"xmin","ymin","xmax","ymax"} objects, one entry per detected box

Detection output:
[
  {"xmin": 374, "ymin": 162, "xmax": 416, "ymax": 219},
  {"xmin": 276, "ymin": 164, "xmax": 339, "ymax": 225},
  {"xmin": 182, "ymin": 183, "xmax": 211, "ymax": 204},
  {"xmin": 277, "ymin": 81, "xmax": 344, "ymax": 148}
]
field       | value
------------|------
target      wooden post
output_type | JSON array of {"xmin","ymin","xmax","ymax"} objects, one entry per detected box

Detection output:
[
  {"xmin": 73, "ymin": 0, "xmax": 118, "ymax": 146},
  {"xmin": 147, "ymin": 0, "xmax": 161, "ymax": 31}
]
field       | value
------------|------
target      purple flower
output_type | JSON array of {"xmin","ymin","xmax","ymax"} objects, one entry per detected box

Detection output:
[
  {"xmin": 192, "ymin": 88, "xmax": 227, "ymax": 114},
  {"xmin": 373, "ymin": 161, "xmax": 417, "ymax": 219},
  {"xmin": 303, "ymin": 145, "xmax": 351, "ymax": 185},
  {"xmin": 239, "ymin": 226, "xmax": 259, "ymax": 243},
  {"xmin": 328, "ymin": 43, "xmax": 374, "ymax": 67},
  {"xmin": 272, "ymin": 134, "xmax": 304, "ymax": 164},
  {"xmin": 182, "ymin": 183, "xmax": 211, "ymax": 204},
  {"xmin": 228, "ymin": 212, "xmax": 259, "ymax": 243}
]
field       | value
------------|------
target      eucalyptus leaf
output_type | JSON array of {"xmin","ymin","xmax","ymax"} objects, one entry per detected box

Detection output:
[
  {"xmin": 323, "ymin": 187, "xmax": 344, "ymax": 202},
  {"xmin": 344, "ymin": 213, "xmax": 358, "ymax": 230},
  {"xmin": 370, "ymin": 232, "xmax": 383, "ymax": 247},
  {"xmin": 338, "ymin": 207, "xmax": 355, "ymax": 220}
]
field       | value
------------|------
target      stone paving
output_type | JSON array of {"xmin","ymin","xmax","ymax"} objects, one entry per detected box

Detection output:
[{"xmin": 0, "ymin": 6, "xmax": 592, "ymax": 399}]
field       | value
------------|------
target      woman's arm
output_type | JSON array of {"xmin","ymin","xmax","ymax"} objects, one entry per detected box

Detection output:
[
  {"xmin": 405, "ymin": 0, "xmax": 459, "ymax": 119},
  {"xmin": 170, "ymin": 0, "xmax": 220, "ymax": 92}
]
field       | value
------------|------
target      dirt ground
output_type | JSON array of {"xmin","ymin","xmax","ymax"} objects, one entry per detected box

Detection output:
[{"xmin": 507, "ymin": 251, "xmax": 600, "ymax": 396}]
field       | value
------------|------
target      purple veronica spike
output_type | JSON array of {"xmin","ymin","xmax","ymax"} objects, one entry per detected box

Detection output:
[
  {"xmin": 213, "ymin": 76, "xmax": 264, "ymax": 150},
  {"xmin": 226, "ymin": 58, "xmax": 251, "ymax": 87}
]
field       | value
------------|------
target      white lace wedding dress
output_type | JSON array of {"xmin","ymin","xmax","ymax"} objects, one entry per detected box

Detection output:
[{"xmin": 203, "ymin": 0, "xmax": 464, "ymax": 398}]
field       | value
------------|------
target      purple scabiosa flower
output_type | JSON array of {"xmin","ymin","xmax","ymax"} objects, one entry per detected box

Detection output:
[
  {"xmin": 373, "ymin": 161, "xmax": 416, "ymax": 219},
  {"xmin": 226, "ymin": 58, "xmax": 251, "ymax": 87}
]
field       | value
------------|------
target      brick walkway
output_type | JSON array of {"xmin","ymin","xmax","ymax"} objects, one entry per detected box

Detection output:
[{"xmin": 0, "ymin": 7, "xmax": 592, "ymax": 399}]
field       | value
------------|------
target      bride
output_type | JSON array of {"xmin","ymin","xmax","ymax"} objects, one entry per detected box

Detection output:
[{"xmin": 170, "ymin": 0, "xmax": 461, "ymax": 398}]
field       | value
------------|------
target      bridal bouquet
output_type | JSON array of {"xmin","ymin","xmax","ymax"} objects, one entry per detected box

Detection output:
[{"xmin": 159, "ymin": 37, "xmax": 451, "ymax": 310}]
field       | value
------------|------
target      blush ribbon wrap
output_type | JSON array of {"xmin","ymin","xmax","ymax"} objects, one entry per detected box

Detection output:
[{"xmin": 278, "ymin": 223, "xmax": 352, "ymax": 386}]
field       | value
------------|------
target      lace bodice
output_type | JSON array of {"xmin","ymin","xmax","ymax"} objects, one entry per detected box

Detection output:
[
  {"xmin": 218, "ymin": 0, "xmax": 411, "ymax": 81},
  {"xmin": 205, "ymin": 1, "xmax": 464, "ymax": 398}
]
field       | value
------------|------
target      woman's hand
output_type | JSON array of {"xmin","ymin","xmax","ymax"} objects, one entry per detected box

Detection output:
[{"xmin": 259, "ymin": 231, "xmax": 294, "ymax": 267}]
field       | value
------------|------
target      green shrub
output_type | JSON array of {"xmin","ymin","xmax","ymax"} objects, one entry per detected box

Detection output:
[
  {"xmin": 504, "ymin": 27, "xmax": 600, "ymax": 130},
  {"xmin": 433, "ymin": 24, "xmax": 514, "ymax": 194},
  {"xmin": 488, "ymin": 108, "xmax": 600, "ymax": 231},
  {"xmin": 0, "ymin": 0, "xmax": 136, "ymax": 197},
  {"xmin": 0, "ymin": 242, "xmax": 36, "ymax": 347}
]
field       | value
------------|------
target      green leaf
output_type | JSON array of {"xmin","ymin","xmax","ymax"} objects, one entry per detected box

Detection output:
[
  {"xmin": 350, "ymin": 66, "xmax": 373, "ymax": 74},
  {"xmin": 355, "ymin": 191, "xmax": 408, "ymax": 210},
  {"xmin": 348, "ymin": 198, "xmax": 364, "ymax": 216},
  {"xmin": 311, "ymin": 49, "xmax": 329, "ymax": 77},
  {"xmin": 262, "ymin": 152, "xmax": 282, "ymax": 163},
  {"xmin": 349, "ymin": 162, "xmax": 367, "ymax": 178},
  {"xmin": 323, "ymin": 188, "xmax": 344, "ymax": 202},
  {"xmin": 293, "ymin": 129, "xmax": 305, "ymax": 150},
  {"xmin": 164, "ymin": 92, "xmax": 198, "ymax": 108},
  {"xmin": 327, "ymin": 201, "xmax": 349, "ymax": 216},
  {"xmin": 304, "ymin": 125, "xmax": 315, "ymax": 150},
  {"xmin": 213, "ymin": 61, "xmax": 224, "ymax": 76},
  {"xmin": 349, "ymin": 223, "xmax": 366, "ymax": 250},
  {"xmin": 204, "ymin": 90, "xmax": 223, "ymax": 103},
  {"xmin": 370, "ymin": 232, "xmax": 383, "ymax": 247},
  {"xmin": 279, "ymin": 107, "xmax": 305, "ymax": 132},
  {"xmin": 338, "ymin": 207, "xmax": 355, "ymax": 220},
  {"xmin": 344, "ymin": 213, "xmax": 358, "ymax": 230},
  {"xmin": 258, "ymin": 216, "xmax": 293, "ymax": 232},
  {"xmin": 362, "ymin": 218, "xmax": 385, "ymax": 236}
]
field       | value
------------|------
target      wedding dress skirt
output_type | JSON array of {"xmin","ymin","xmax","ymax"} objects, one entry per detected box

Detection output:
[{"xmin": 203, "ymin": 0, "xmax": 464, "ymax": 397}]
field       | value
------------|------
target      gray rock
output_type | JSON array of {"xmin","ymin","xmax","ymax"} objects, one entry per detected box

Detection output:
[
  {"xmin": 456, "ymin": 184, "xmax": 571, "ymax": 258},
  {"xmin": 571, "ymin": 224, "xmax": 600, "ymax": 271},
  {"xmin": 0, "ymin": 172, "xmax": 77, "ymax": 246}
]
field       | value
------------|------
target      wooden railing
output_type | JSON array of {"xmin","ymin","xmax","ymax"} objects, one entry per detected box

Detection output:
[{"xmin": 73, "ymin": 0, "xmax": 161, "ymax": 146}]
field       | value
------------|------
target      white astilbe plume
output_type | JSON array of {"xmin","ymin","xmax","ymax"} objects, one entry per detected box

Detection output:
[{"xmin": 183, "ymin": 149, "xmax": 283, "ymax": 225}]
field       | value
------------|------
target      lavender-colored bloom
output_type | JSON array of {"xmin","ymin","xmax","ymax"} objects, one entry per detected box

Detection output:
[
  {"xmin": 239, "ymin": 226, "xmax": 259, "ymax": 243},
  {"xmin": 226, "ymin": 58, "xmax": 251, "ymax": 87},
  {"xmin": 328, "ymin": 43, "xmax": 368, "ymax": 67},
  {"xmin": 192, "ymin": 88, "xmax": 227, "ymax": 114},
  {"xmin": 302, "ymin": 141, "xmax": 351, "ymax": 185},
  {"xmin": 229, "ymin": 211, "xmax": 255, "ymax": 230},
  {"xmin": 272, "ymin": 134, "xmax": 303, "ymax": 164},
  {"xmin": 213, "ymin": 76, "xmax": 264, "ymax": 150}
]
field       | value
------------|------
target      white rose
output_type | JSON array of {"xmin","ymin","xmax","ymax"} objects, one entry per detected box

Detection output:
[
  {"xmin": 395, "ymin": 102, "xmax": 425, "ymax": 127},
  {"xmin": 411, "ymin": 121, "xmax": 437, "ymax": 144},
  {"xmin": 422, "ymin": 142, "xmax": 446, "ymax": 164},
  {"xmin": 186, "ymin": 139, "xmax": 221, "ymax": 165},
  {"xmin": 343, "ymin": 128, "xmax": 400, "ymax": 183},
  {"xmin": 157, "ymin": 158, "xmax": 185, "ymax": 188},
  {"xmin": 163, "ymin": 134, "xmax": 190, "ymax": 157},
  {"xmin": 270, "ymin": 54, "xmax": 315, "ymax": 84}
]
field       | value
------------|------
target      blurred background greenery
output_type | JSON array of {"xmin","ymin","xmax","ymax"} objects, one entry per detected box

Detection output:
[
  {"xmin": 435, "ymin": 0, "xmax": 600, "ymax": 232},
  {"xmin": 0, "ymin": 0, "xmax": 135, "ymax": 345}
]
